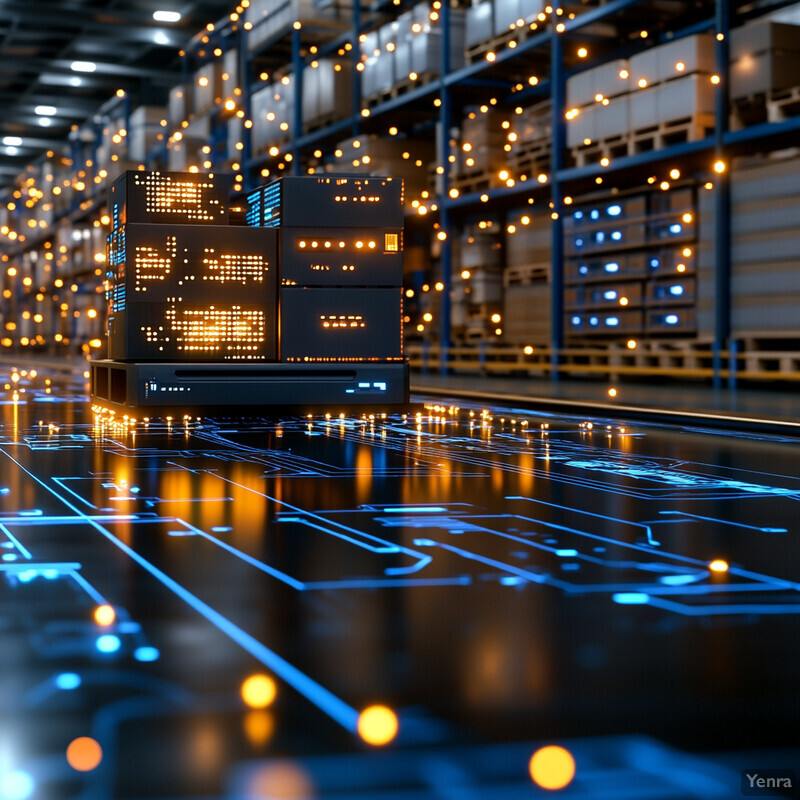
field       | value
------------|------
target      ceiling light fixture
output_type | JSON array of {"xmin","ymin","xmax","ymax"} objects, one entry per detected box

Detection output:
[
  {"xmin": 39, "ymin": 118, "xmax": 53, "ymax": 127},
  {"xmin": 3, "ymin": 136, "xmax": 22, "ymax": 146},
  {"xmin": 153, "ymin": 10, "xmax": 181, "ymax": 22},
  {"xmin": 35, "ymin": 105, "xmax": 57, "ymax": 116},
  {"xmin": 71, "ymin": 61, "xmax": 97, "ymax": 73}
]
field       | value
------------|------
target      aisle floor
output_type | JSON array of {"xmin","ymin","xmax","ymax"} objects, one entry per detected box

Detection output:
[{"xmin": 0, "ymin": 365, "xmax": 798, "ymax": 799}]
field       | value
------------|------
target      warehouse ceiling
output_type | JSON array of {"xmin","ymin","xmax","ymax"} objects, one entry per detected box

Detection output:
[{"xmin": 0, "ymin": 0, "xmax": 236, "ymax": 185}]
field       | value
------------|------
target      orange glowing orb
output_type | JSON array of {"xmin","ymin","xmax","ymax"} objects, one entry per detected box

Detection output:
[
  {"xmin": 66, "ymin": 737, "xmax": 103, "ymax": 772},
  {"xmin": 357, "ymin": 705, "xmax": 399, "ymax": 746},
  {"xmin": 93, "ymin": 604, "xmax": 116, "ymax": 626},
  {"xmin": 241, "ymin": 674, "xmax": 277, "ymax": 709},
  {"xmin": 709, "ymin": 559, "xmax": 729, "ymax": 573},
  {"xmin": 529, "ymin": 745, "xmax": 576, "ymax": 790}
]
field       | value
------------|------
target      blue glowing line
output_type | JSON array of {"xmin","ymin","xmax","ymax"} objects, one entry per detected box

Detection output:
[
  {"xmin": 613, "ymin": 592, "xmax": 650, "ymax": 604},
  {"xmin": 192, "ymin": 527, "xmax": 306, "ymax": 590},
  {"xmin": 0, "ymin": 522, "xmax": 33, "ymax": 559},
  {"xmin": 646, "ymin": 596, "xmax": 800, "ymax": 615},
  {"xmin": 659, "ymin": 510, "xmax": 788, "ymax": 533},
  {"xmin": 507, "ymin": 496, "xmax": 662, "ymax": 547},
  {"xmin": 383, "ymin": 507, "xmax": 447, "ymax": 513},
  {"xmin": 0, "ymin": 451, "xmax": 361, "ymax": 734},
  {"xmin": 0, "ymin": 561, "xmax": 81, "ymax": 573},
  {"xmin": 414, "ymin": 539, "xmax": 548, "ymax": 584},
  {"xmin": 69, "ymin": 569, "xmax": 108, "ymax": 605}
]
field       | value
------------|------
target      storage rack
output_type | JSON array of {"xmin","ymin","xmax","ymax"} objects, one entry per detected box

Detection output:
[{"xmin": 2, "ymin": 0, "xmax": 800, "ymax": 386}]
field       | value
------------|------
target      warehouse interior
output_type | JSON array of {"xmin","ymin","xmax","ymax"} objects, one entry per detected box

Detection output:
[{"xmin": 1, "ymin": 0, "xmax": 799, "ymax": 798}]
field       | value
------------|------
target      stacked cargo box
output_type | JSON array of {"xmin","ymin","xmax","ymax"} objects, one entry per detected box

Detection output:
[
  {"xmin": 730, "ymin": 20, "xmax": 800, "ymax": 127},
  {"xmin": 567, "ymin": 35, "xmax": 715, "ymax": 162},
  {"xmin": 361, "ymin": 2, "xmax": 465, "ymax": 102},
  {"xmin": 247, "ymin": 0, "xmax": 357, "ymax": 51},
  {"xmin": 452, "ymin": 108, "xmax": 509, "ymax": 191},
  {"xmin": 250, "ymin": 76, "xmax": 295, "ymax": 153},
  {"xmin": 503, "ymin": 211, "xmax": 550, "ymax": 345},
  {"xmin": 246, "ymin": 176, "xmax": 404, "ymax": 363},
  {"xmin": 464, "ymin": 0, "xmax": 546, "ymax": 61},
  {"xmin": 564, "ymin": 188, "xmax": 697, "ymax": 339},
  {"xmin": 324, "ymin": 136, "xmax": 434, "ymax": 197},
  {"xmin": 104, "ymin": 170, "xmax": 278, "ymax": 363},
  {"xmin": 301, "ymin": 59, "xmax": 352, "ymax": 130}
]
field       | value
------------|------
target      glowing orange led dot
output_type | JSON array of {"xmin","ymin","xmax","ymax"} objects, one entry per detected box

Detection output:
[
  {"xmin": 94, "ymin": 604, "xmax": 116, "ymax": 626},
  {"xmin": 66, "ymin": 737, "xmax": 103, "ymax": 772},
  {"xmin": 529, "ymin": 746, "xmax": 576, "ymax": 790},
  {"xmin": 241, "ymin": 674, "xmax": 277, "ymax": 708},
  {"xmin": 710, "ymin": 559, "xmax": 729, "ymax": 573},
  {"xmin": 357, "ymin": 705, "xmax": 398, "ymax": 746}
]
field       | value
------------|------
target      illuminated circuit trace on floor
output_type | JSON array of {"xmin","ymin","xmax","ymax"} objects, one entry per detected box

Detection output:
[{"xmin": 1, "ymin": 368, "xmax": 799, "ymax": 799}]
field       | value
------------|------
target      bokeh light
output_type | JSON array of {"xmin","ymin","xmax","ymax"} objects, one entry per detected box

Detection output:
[
  {"xmin": 0, "ymin": 770, "xmax": 35, "ymax": 800},
  {"xmin": 357, "ymin": 705, "xmax": 399, "ymax": 746},
  {"xmin": 93, "ymin": 604, "xmax": 116, "ymax": 626},
  {"xmin": 66, "ymin": 737, "xmax": 103, "ymax": 772},
  {"xmin": 709, "ymin": 559, "xmax": 729, "ymax": 573},
  {"xmin": 246, "ymin": 760, "xmax": 314, "ymax": 799},
  {"xmin": 529, "ymin": 745, "xmax": 576, "ymax": 790},
  {"xmin": 241, "ymin": 674, "xmax": 277, "ymax": 709}
]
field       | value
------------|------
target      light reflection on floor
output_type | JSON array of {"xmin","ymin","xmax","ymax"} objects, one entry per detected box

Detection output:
[{"xmin": 0, "ymin": 365, "xmax": 798, "ymax": 799}]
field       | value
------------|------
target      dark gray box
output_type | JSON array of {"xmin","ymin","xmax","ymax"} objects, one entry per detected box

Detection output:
[
  {"xmin": 280, "ymin": 287, "xmax": 402, "ymax": 361},
  {"xmin": 110, "ymin": 170, "xmax": 230, "ymax": 226},
  {"xmin": 106, "ymin": 223, "xmax": 277, "ymax": 361},
  {"xmin": 280, "ymin": 227, "xmax": 403, "ymax": 286},
  {"xmin": 247, "ymin": 175, "xmax": 404, "ymax": 228}
]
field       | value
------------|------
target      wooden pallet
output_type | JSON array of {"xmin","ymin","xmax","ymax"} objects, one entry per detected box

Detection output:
[
  {"xmin": 465, "ymin": 19, "xmax": 546, "ymax": 65},
  {"xmin": 733, "ymin": 84, "xmax": 800, "ymax": 129},
  {"xmin": 570, "ymin": 114, "xmax": 715, "ymax": 166},
  {"xmin": 504, "ymin": 264, "xmax": 549, "ymax": 287},
  {"xmin": 449, "ymin": 171, "xmax": 503, "ymax": 194},
  {"xmin": 630, "ymin": 113, "xmax": 715, "ymax": 153},
  {"xmin": 363, "ymin": 73, "xmax": 438, "ymax": 108},
  {"xmin": 570, "ymin": 133, "xmax": 629, "ymax": 167},
  {"xmin": 304, "ymin": 111, "xmax": 346, "ymax": 134},
  {"xmin": 508, "ymin": 140, "xmax": 550, "ymax": 178}
]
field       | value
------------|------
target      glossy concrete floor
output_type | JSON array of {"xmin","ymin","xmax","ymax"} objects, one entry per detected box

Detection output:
[{"xmin": 0, "ymin": 364, "xmax": 798, "ymax": 799}]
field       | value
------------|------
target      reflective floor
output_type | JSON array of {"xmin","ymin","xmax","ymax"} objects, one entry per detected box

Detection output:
[{"xmin": 1, "ymin": 366, "xmax": 798, "ymax": 799}]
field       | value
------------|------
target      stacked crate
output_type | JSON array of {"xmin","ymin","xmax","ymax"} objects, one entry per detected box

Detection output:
[
  {"xmin": 451, "ymin": 108, "xmax": 509, "ymax": 192},
  {"xmin": 567, "ymin": 35, "xmax": 715, "ymax": 163},
  {"xmin": 302, "ymin": 59, "xmax": 352, "ymax": 130},
  {"xmin": 128, "ymin": 106, "xmax": 166, "ymax": 164},
  {"xmin": 628, "ymin": 34, "xmax": 716, "ymax": 153},
  {"xmin": 361, "ymin": 2, "xmax": 464, "ymax": 101},
  {"xmin": 507, "ymin": 100, "xmax": 551, "ymax": 179},
  {"xmin": 324, "ymin": 135, "xmax": 434, "ymax": 197},
  {"xmin": 168, "ymin": 85, "xmax": 191, "ymax": 128},
  {"xmin": 503, "ymin": 210, "xmax": 550, "ymax": 345},
  {"xmin": 464, "ymin": 0, "xmax": 546, "ymax": 61},
  {"xmin": 193, "ymin": 60, "xmax": 224, "ymax": 116},
  {"xmin": 247, "ymin": 0, "xmax": 356, "ymax": 51},
  {"xmin": 250, "ymin": 76, "xmax": 295, "ymax": 153},
  {"xmin": 730, "ymin": 20, "xmax": 800, "ymax": 127},
  {"xmin": 452, "ymin": 223, "xmax": 503, "ymax": 340},
  {"xmin": 566, "ymin": 59, "xmax": 631, "ymax": 159},
  {"xmin": 565, "ymin": 189, "xmax": 697, "ymax": 339},
  {"xmin": 697, "ymin": 154, "xmax": 800, "ymax": 342}
]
